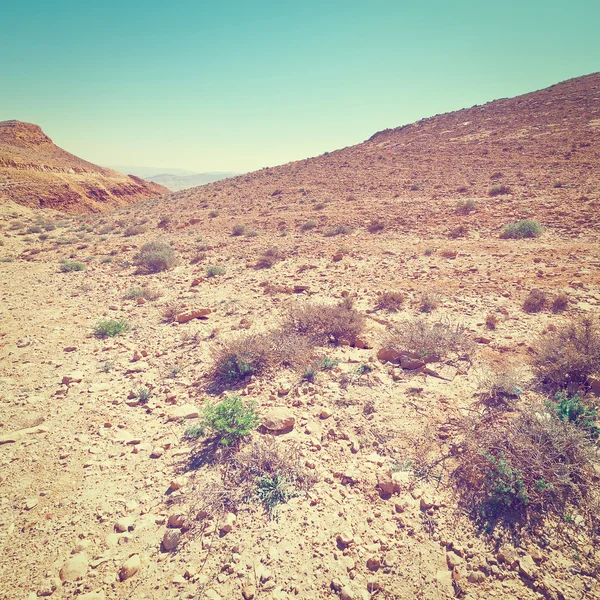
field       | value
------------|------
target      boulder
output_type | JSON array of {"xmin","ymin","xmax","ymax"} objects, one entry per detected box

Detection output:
[
  {"xmin": 262, "ymin": 408, "xmax": 295, "ymax": 432},
  {"xmin": 59, "ymin": 553, "xmax": 88, "ymax": 582},
  {"xmin": 176, "ymin": 309, "xmax": 211, "ymax": 323}
]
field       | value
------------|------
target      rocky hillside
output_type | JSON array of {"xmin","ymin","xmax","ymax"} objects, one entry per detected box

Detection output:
[
  {"xmin": 162, "ymin": 72, "xmax": 600, "ymax": 237},
  {"xmin": 0, "ymin": 121, "xmax": 168, "ymax": 213}
]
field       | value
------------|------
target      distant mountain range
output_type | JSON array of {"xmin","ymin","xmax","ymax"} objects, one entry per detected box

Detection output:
[{"xmin": 108, "ymin": 166, "xmax": 240, "ymax": 191}]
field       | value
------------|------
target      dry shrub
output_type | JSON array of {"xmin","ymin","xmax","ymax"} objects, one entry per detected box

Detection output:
[
  {"xmin": 419, "ymin": 292, "xmax": 440, "ymax": 313},
  {"xmin": 552, "ymin": 292, "xmax": 569, "ymax": 313},
  {"xmin": 448, "ymin": 224, "xmax": 468, "ymax": 239},
  {"xmin": 134, "ymin": 241, "xmax": 176, "ymax": 273},
  {"xmin": 386, "ymin": 317, "xmax": 471, "ymax": 362},
  {"xmin": 485, "ymin": 312, "xmax": 499, "ymax": 330},
  {"xmin": 124, "ymin": 224, "xmax": 146, "ymax": 237},
  {"xmin": 455, "ymin": 199, "xmax": 477, "ymax": 214},
  {"xmin": 454, "ymin": 403, "xmax": 599, "ymax": 527},
  {"xmin": 532, "ymin": 315, "xmax": 600, "ymax": 390},
  {"xmin": 523, "ymin": 289, "xmax": 547, "ymax": 313},
  {"xmin": 375, "ymin": 291, "xmax": 405, "ymax": 312},
  {"xmin": 282, "ymin": 298, "xmax": 365, "ymax": 345},
  {"xmin": 162, "ymin": 301, "xmax": 184, "ymax": 323},
  {"xmin": 367, "ymin": 219, "xmax": 385, "ymax": 233},
  {"xmin": 255, "ymin": 247, "xmax": 285, "ymax": 269},
  {"xmin": 186, "ymin": 437, "xmax": 316, "ymax": 520},
  {"xmin": 212, "ymin": 331, "xmax": 312, "ymax": 384},
  {"xmin": 476, "ymin": 363, "xmax": 527, "ymax": 409}
]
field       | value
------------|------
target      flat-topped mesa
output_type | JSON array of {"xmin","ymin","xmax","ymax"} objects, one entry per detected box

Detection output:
[{"xmin": 0, "ymin": 120, "xmax": 168, "ymax": 212}]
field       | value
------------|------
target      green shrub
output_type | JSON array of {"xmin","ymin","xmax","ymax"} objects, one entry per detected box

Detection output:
[
  {"xmin": 93, "ymin": 319, "xmax": 130, "ymax": 338},
  {"xmin": 255, "ymin": 475, "xmax": 299, "ymax": 518},
  {"xmin": 27, "ymin": 225, "xmax": 42, "ymax": 234},
  {"xmin": 206, "ymin": 265, "xmax": 225, "ymax": 278},
  {"xmin": 482, "ymin": 451, "xmax": 528, "ymax": 510},
  {"xmin": 59, "ymin": 260, "xmax": 85, "ymax": 272},
  {"xmin": 134, "ymin": 241, "xmax": 176, "ymax": 273},
  {"xmin": 551, "ymin": 392, "xmax": 599, "ymax": 438},
  {"xmin": 186, "ymin": 395, "xmax": 259, "ymax": 446},
  {"xmin": 319, "ymin": 357, "xmax": 339, "ymax": 370},
  {"xmin": 132, "ymin": 386, "xmax": 152, "ymax": 403},
  {"xmin": 501, "ymin": 219, "xmax": 543, "ymax": 239}
]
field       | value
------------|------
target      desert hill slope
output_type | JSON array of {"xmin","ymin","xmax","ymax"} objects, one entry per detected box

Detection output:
[
  {"xmin": 157, "ymin": 72, "xmax": 600, "ymax": 237},
  {"xmin": 0, "ymin": 120, "xmax": 168, "ymax": 212}
]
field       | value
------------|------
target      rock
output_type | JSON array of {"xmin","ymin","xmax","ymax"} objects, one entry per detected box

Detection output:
[
  {"xmin": 168, "ymin": 513, "xmax": 186, "ymax": 528},
  {"xmin": 332, "ymin": 253, "xmax": 343, "ymax": 262},
  {"xmin": 497, "ymin": 544, "xmax": 519, "ymax": 568},
  {"xmin": 400, "ymin": 355, "xmax": 425, "ymax": 370},
  {"xmin": 262, "ymin": 408, "xmax": 295, "ymax": 432},
  {"xmin": 150, "ymin": 447, "xmax": 164, "ymax": 458},
  {"xmin": 60, "ymin": 553, "xmax": 88, "ymax": 581},
  {"xmin": 376, "ymin": 348, "xmax": 402, "ymax": 364},
  {"xmin": 132, "ymin": 350, "xmax": 142, "ymax": 361},
  {"xmin": 25, "ymin": 497, "xmax": 39, "ymax": 510},
  {"xmin": 354, "ymin": 337, "xmax": 371, "ymax": 349},
  {"xmin": 62, "ymin": 371, "xmax": 84, "ymax": 385},
  {"xmin": 366, "ymin": 557, "xmax": 380, "ymax": 571},
  {"xmin": 467, "ymin": 571, "xmax": 486, "ymax": 583},
  {"xmin": 166, "ymin": 404, "xmax": 200, "ymax": 421},
  {"xmin": 376, "ymin": 471, "xmax": 398, "ymax": 496},
  {"xmin": 220, "ymin": 512, "xmax": 236, "ymax": 534},
  {"xmin": 446, "ymin": 551, "xmax": 463, "ymax": 569},
  {"xmin": 169, "ymin": 477, "xmax": 185, "ymax": 492},
  {"xmin": 293, "ymin": 285, "xmax": 309, "ymax": 294},
  {"xmin": 0, "ymin": 424, "xmax": 49, "ymax": 445},
  {"xmin": 176, "ymin": 309, "xmax": 211, "ymax": 323},
  {"xmin": 119, "ymin": 554, "xmax": 141, "ymax": 581},
  {"xmin": 115, "ymin": 516, "xmax": 135, "ymax": 532},
  {"xmin": 589, "ymin": 376, "xmax": 600, "ymax": 396},
  {"xmin": 474, "ymin": 336, "xmax": 492, "ymax": 344},
  {"xmin": 114, "ymin": 430, "xmax": 141, "ymax": 445},
  {"xmin": 88, "ymin": 383, "xmax": 110, "ymax": 393},
  {"xmin": 320, "ymin": 408, "xmax": 333, "ymax": 419},
  {"xmin": 162, "ymin": 529, "xmax": 182, "ymax": 552},
  {"xmin": 337, "ymin": 530, "xmax": 354, "ymax": 548},
  {"xmin": 242, "ymin": 583, "xmax": 256, "ymax": 599},
  {"xmin": 518, "ymin": 554, "xmax": 537, "ymax": 579}
]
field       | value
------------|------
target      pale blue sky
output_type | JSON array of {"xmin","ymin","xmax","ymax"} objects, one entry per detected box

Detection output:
[{"xmin": 1, "ymin": 1, "xmax": 598, "ymax": 171}]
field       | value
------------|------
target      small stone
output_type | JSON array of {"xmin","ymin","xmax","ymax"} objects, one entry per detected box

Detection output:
[
  {"xmin": 119, "ymin": 554, "xmax": 141, "ymax": 581},
  {"xmin": 115, "ymin": 516, "xmax": 135, "ymax": 532},
  {"xmin": 176, "ymin": 309, "xmax": 211, "ymax": 324},
  {"xmin": 220, "ymin": 512, "xmax": 236, "ymax": 534},
  {"xmin": 168, "ymin": 513, "xmax": 186, "ymax": 528},
  {"xmin": 337, "ymin": 530, "xmax": 354, "ymax": 547},
  {"xmin": 162, "ymin": 529, "xmax": 182, "ymax": 552},
  {"xmin": 150, "ymin": 447, "xmax": 164, "ymax": 458},
  {"xmin": 467, "ymin": 571, "xmax": 486, "ymax": 584},
  {"xmin": 166, "ymin": 404, "xmax": 200, "ymax": 421},
  {"xmin": 25, "ymin": 497, "xmax": 39, "ymax": 510},
  {"xmin": 62, "ymin": 371, "xmax": 84, "ymax": 385},
  {"xmin": 376, "ymin": 348, "xmax": 402, "ymax": 364},
  {"xmin": 60, "ymin": 553, "xmax": 88, "ymax": 581},
  {"xmin": 262, "ymin": 408, "xmax": 295, "ymax": 432},
  {"xmin": 242, "ymin": 583, "xmax": 256, "ymax": 599},
  {"xmin": 366, "ymin": 557, "xmax": 380, "ymax": 571},
  {"xmin": 446, "ymin": 551, "xmax": 463, "ymax": 569}
]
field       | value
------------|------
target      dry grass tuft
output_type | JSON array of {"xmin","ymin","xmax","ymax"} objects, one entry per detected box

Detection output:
[
  {"xmin": 532, "ymin": 315, "xmax": 600, "ymax": 391},
  {"xmin": 374, "ymin": 290, "xmax": 405, "ymax": 312},
  {"xmin": 523, "ymin": 289, "xmax": 547, "ymax": 313}
]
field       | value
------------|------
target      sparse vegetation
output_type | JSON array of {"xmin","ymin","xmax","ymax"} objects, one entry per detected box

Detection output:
[
  {"xmin": 501, "ymin": 219, "xmax": 543, "ymax": 239},
  {"xmin": 132, "ymin": 386, "xmax": 152, "ymax": 403},
  {"xmin": 283, "ymin": 298, "xmax": 365, "ymax": 345},
  {"xmin": 476, "ymin": 364, "xmax": 525, "ymax": 408},
  {"xmin": 206, "ymin": 265, "xmax": 226, "ymax": 278},
  {"xmin": 456, "ymin": 199, "xmax": 477, "ymax": 214},
  {"xmin": 419, "ymin": 292, "xmax": 440, "ymax": 313},
  {"xmin": 231, "ymin": 224, "xmax": 246, "ymax": 236},
  {"xmin": 59, "ymin": 260, "xmax": 85, "ymax": 272},
  {"xmin": 367, "ymin": 218, "xmax": 385, "ymax": 233},
  {"xmin": 489, "ymin": 184, "xmax": 511, "ymax": 197},
  {"xmin": 324, "ymin": 225, "xmax": 352, "ymax": 237},
  {"xmin": 256, "ymin": 247, "xmax": 285, "ymax": 269},
  {"xmin": 375, "ymin": 290, "xmax": 405, "ymax": 312},
  {"xmin": 93, "ymin": 319, "xmax": 130, "ymax": 338},
  {"xmin": 523, "ymin": 288, "xmax": 547, "ymax": 313},
  {"xmin": 301, "ymin": 220, "xmax": 316, "ymax": 231},
  {"xmin": 552, "ymin": 292, "xmax": 569, "ymax": 313},
  {"xmin": 123, "ymin": 286, "xmax": 162, "ymax": 301},
  {"xmin": 185, "ymin": 395, "xmax": 259, "ymax": 447},
  {"xmin": 133, "ymin": 241, "xmax": 176, "ymax": 273},
  {"xmin": 485, "ymin": 312, "xmax": 499, "ymax": 330},
  {"xmin": 123, "ymin": 224, "xmax": 146, "ymax": 237},
  {"xmin": 532, "ymin": 315, "xmax": 600, "ymax": 390}
]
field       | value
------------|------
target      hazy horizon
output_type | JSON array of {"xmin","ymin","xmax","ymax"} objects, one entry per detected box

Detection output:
[{"xmin": 2, "ymin": 0, "xmax": 599, "ymax": 173}]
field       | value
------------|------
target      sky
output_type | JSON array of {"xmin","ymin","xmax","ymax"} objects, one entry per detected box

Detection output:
[{"xmin": 1, "ymin": 0, "xmax": 599, "ymax": 173}]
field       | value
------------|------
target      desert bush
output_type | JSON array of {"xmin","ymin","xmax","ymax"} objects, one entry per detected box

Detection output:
[
  {"xmin": 186, "ymin": 395, "xmax": 259, "ymax": 447},
  {"xmin": 375, "ymin": 291, "xmax": 405, "ymax": 312},
  {"xmin": 532, "ymin": 315, "xmax": 600, "ymax": 390},
  {"xmin": 206, "ymin": 265, "xmax": 225, "ymax": 278},
  {"xmin": 124, "ymin": 224, "xmax": 146, "ymax": 237},
  {"xmin": 551, "ymin": 392, "xmax": 599, "ymax": 438},
  {"xmin": 124, "ymin": 286, "xmax": 162, "ymax": 301},
  {"xmin": 301, "ymin": 220, "xmax": 316, "ymax": 231},
  {"xmin": 209, "ymin": 210, "xmax": 219, "ymax": 218},
  {"xmin": 324, "ymin": 225, "xmax": 352, "ymax": 237},
  {"xmin": 211, "ymin": 331, "xmax": 312, "ymax": 385},
  {"xmin": 523, "ymin": 289, "xmax": 547, "ymax": 313},
  {"xmin": 423, "ymin": 247, "xmax": 435, "ymax": 256},
  {"xmin": 59, "ymin": 260, "xmax": 85, "ymax": 272},
  {"xmin": 455, "ymin": 199, "xmax": 477, "ymax": 214},
  {"xmin": 453, "ymin": 402, "xmax": 599, "ymax": 526},
  {"xmin": 27, "ymin": 225, "xmax": 42, "ymax": 234},
  {"xmin": 256, "ymin": 247, "xmax": 285, "ymax": 269},
  {"xmin": 134, "ymin": 241, "xmax": 176, "ymax": 273},
  {"xmin": 157, "ymin": 216, "xmax": 171, "ymax": 228},
  {"xmin": 0, "ymin": 257, "xmax": 14, "ymax": 263},
  {"xmin": 386, "ymin": 317, "xmax": 471, "ymax": 362},
  {"xmin": 501, "ymin": 219, "xmax": 543, "ymax": 239},
  {"xmin": 93, "ymin": 319, "xmax": 130, "ymax": 338},
  {"xmin": 314, "ymin": 202, "xmax": 326, "ymax": 210},
  {"xmin": 485, "ymin": 312, "xmax": 499, "ymax": 330},
  {"xmin": 488, "ymin": 184, "xmax": 511, "ymax": 196},
  {"xmin": 367, "ymin": 219, "xmax": 385, "ymax": 233},
  {"xmin": 552, "ymin": 292, "xmax": 569, "ymax": 313},
  {"xmin": 231, "ymin": 224, "xmax": 246, "ymax": 236},
  {"xmin": 161, "ymin": 301, "xmax": 184, "ymax": 323},
  {"xmin": 98, "ymin": 224, "xmax": 113, "ymax": 235},
  {"xmin": 132, "ymin": 386, "xmax": 152, "ymax": 403},
  {"xmin": 476, "ymin": 364, "xmax": 525, "ymax": 409},
  {"xmin": 448, "ymin": 224, "xmax": 468, "ymax": 239},
  {"xmin": 282, "ymin": 298, "xmax": 365, "ymax": 345},
  {"xmin": 419, "ymin": 292, "xmax": 440, "ymax": 313}
]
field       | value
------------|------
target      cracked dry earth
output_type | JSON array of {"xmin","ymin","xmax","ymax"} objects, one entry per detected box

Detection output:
[{"xmin": 1, "ymin": 196, "xmax": 600, "ymax": 600}]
